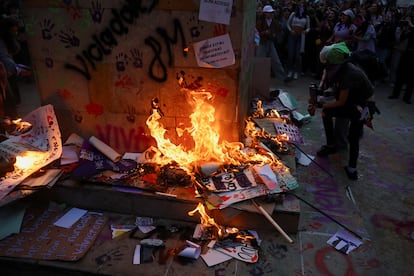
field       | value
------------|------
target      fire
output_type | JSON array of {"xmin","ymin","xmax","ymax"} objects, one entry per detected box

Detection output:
[
  {"xmin": 11, "ymin": 119, "xmax": 32, "ymax": 133},
  {"xmin": 146, "ymin": 89, "xmax": 288, "ymax": 173},
  {"xmin": 188, "ymin": 202, "xmax": 226, "ymax": 237},
  {"xmin": 14, "ymin": 151, "xmax": 49, "ymax": 171}
]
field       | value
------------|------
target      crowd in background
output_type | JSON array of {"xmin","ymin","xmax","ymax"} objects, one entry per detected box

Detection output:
[
  {"xmin": 255, "ymin": 0, "xmax": 414, "ymax": 100},
  {"xmin": 0, "ymin": 0, "xmax": 31, "ymax": 119}
]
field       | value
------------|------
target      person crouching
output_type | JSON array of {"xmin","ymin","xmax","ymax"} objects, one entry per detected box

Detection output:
[{"xmin": 317, "ymin": 42, "xmax": 374, "ymax": 180}]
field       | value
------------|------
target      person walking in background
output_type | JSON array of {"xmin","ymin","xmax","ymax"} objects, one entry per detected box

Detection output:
[
  {"xmin": 256, "ymin": 5, "xmax": 291, "ymax": 83},
  {"xmin": 286, "ymin": 1, "xmax": 310, "ymax": 80}
]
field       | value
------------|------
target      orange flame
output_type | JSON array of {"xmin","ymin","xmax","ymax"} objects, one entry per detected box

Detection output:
[
  {"xmin": 188, "ymin": 202, "xmax": 225, "ymax": 237},
  {"xmin": 14, "ymin": 151, "xmax": 49, "ymax": 171},
  {"xmin": 146, "ymin": 89, "xmax": 291, "ymax": 175}
]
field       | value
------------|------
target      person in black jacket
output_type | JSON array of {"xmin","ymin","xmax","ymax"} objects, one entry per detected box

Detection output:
[{"xmin": 317, "ymin": 42, "xmax": 375, "ymax": 180}]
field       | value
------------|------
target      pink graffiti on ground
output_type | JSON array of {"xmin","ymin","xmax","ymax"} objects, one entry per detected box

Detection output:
[
  {"xmin": 56, "ymin": 88, "xmax": 73, "ymax": 100},
  {"xmin": 302, "ymin": 242, "xmax": 314, "ymax": 253},
  {"xmin": 312, "ymin": 177, "xmax": 349, "ymax": 217},
  {"xmin": 372, "ymin": 180, "xmax": 414, "ymax": 193},
  {"xmin": 356, "ymin": 257, "xmax": 382, "ymax": 270},
  {"xmin": 85, "ymin": 102, "xmax": 104, "ymax": 117},
  {"xmin": 307, "ymin": 221, "xmax": 322, "ymax": 231},
  {"xmin": 370, "ymin": 214, "xmax": 414, "ymax": 241},
  {"xmin": 315, "ymin": 246, "xmax": 357, "ymax": 276}
]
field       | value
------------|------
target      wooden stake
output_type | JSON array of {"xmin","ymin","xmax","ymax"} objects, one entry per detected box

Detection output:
[{"xmin": 252, "ymin": 199, "xmax": 294, "ymax": 243}]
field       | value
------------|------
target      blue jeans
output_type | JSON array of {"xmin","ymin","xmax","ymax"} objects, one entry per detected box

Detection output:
[{"xmin": 256, "ymin": 41, "xmax": 287, "ymax": 80}]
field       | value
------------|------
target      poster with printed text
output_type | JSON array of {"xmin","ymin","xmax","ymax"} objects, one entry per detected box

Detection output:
[
  {"xmin": 199, "ymin": 0, "xmax": 233, "ymax": 25},
  {"xmin": 193, "ymin": 34, "xmax": 235, "ymax": 68}
]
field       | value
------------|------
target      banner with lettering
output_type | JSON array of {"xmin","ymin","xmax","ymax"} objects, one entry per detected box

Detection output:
[{"xmin": 0, "ymin": 205, "xmax": 107, "ymax": 261}]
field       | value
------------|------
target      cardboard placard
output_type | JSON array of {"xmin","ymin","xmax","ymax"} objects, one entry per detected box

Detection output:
[{"xmin": 0, "ymin": 205, "xmax": 107, "ymax": 261}]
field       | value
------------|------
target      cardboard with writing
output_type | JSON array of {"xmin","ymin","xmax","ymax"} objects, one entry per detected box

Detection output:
[{"xmin": 0, "ymin": 204, "xmax": 107, "ymax": 261}]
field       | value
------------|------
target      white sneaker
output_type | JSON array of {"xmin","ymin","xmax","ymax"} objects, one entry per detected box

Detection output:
[
  {"xmin": 287, "ymin": 71, "xmax": 293, "ymax": 78},
  {"xmin": 293, "ymin": 72, "xmax": 298, "ymax": 80}
]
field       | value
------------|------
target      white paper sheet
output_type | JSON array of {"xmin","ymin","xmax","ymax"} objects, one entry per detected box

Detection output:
[
  {"xmin": 53, "ymin": 207, "xmax": 88, "ymax": 229},
  {"xmin": 201, "ymin": 248, "xmax": 233, "ymax": 267},
  {"xmin": 193, "ymin": 34, "xmax": 235, "ymax": 68},
  {"xmin": 133, "ymin": 244, "xmax": 141, "ymax": 264},
  {"xmin": 327, "ymin": 229, "xmax": 363, "ymax": 254},
  {"xmin": 199, "ymin": 0, "xmax": 233, "ymax": 25}
]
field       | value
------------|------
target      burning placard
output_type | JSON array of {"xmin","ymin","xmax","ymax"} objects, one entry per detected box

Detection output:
[
  {"xmin": 273, "ymin": 121, "xmax": 304, "ymax": 145},
  {"xmin": 0, "ymin": 105, "xmax": 62, "ymax": 201},
  {"xmin": 200, "ymin": 168, "xmax": 256, "ymax": 192}
]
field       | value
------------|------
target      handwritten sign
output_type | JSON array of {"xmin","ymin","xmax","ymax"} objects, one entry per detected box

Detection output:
[
  {"xmin": 215, "ymin": 243, "xmax": 258, "ymax": 263},
  {"xmin": 0, "ymin": 105, "xmax": 62, "ymax": 202},
  {"xmin": 193, "ymin": 34, "xmax": 235, "ymax": 68},
  {"xmin": 273, "ymin": 121, "xmax": 304, "ymax": 144},
  {"xmin": 199, "ymin": 0, "xmax": 233, "ymax": 25},
  {"xmin": 0, "ymin": 205, "xmax": 107, "ymax": 261}
]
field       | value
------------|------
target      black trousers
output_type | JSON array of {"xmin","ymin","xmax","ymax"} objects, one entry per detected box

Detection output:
[
  {"xmin": 322, "ymin": 106, "xmax": 364, "ymax": 168},
  {"xmin": 392, "ymin": 50, "xmax": 414, "ymax": 102}
]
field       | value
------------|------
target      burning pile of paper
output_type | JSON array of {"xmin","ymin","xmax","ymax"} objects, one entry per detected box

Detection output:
[{"xmin": 0, "ymin": 105, "xmax": 62, "ymax": 206}]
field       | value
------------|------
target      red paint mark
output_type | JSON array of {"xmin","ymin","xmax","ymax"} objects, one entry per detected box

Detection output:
[
  {"xmin": 213, "ymin": 24, "xmax": 227, "ymax": 36},
  {"xmin": 86, "ymin": 102, "xmax": 104, "ymax": 117},
  {"xmin": 251, "ymin": 254, "xmax": 258, "ymax": 262},
  {"xmin": 140, "ymin": 173, "xmax": 157, "ymax": 184},
  {"xmin": 65, "ymin": 5, "xmax": 81, "ymax": 20},
  {"xmin": 56, "ymin": 88, "xmax": 73, "ymax": 100},
  {"xmin": 366, "ymin": 258, "xmax": 381, "ymax": 269},
  {"xmin": 47, "ymin": 115, "xmax": 54, "ymax": 127},
  {"xmin": 308, "ymin": 221, "xmax": 322, "ymax": 230},
  {"xmin": 302, "ymin": 243, "xmax": 314, "ymax": 252},
  {"xmin": 221, "ymin": 195, "xmax": 231, "ymax": 201},
  {"xmin": 216, "ymin": 87, "xmax": 229, "ymax": 97},
  {"xmin": 60, "ymin": 163, "xmax": 78, "ymax": 174},
  {"xmin": 371, "ymin": 214, "xmax": 414, "ymax": 241},
  {"xmin": 315, "ymin": 247, "xmax": 357, "ymax": 276},
  {"xmin": 115, "ymin": 74, "xmax": 134, "ymax": 90}
]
